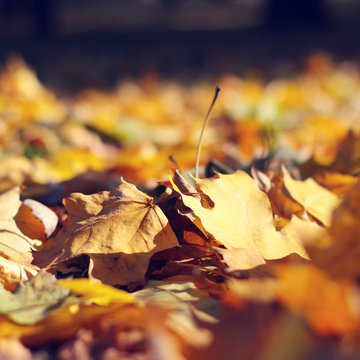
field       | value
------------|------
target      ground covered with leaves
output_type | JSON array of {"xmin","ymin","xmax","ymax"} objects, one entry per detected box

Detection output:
[{"xmin": 1, "ymin": 54, "xmax": 360, "ymax": 359}]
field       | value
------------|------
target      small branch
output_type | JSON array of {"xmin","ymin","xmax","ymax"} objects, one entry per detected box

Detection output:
[{"xmin": 195, "ymin": 86, "xmax": 221, "ymax": 178}]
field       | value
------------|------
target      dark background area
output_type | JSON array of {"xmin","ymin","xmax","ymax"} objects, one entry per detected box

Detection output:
[{"xmin": 1, "ymin": 0, "xmax": 360, "ymax": 91}]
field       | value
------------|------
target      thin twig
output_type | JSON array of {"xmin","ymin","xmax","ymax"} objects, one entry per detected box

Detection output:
[{"xmin": 195, "ymin": 86, "xmax": 221, "ymax": 178}]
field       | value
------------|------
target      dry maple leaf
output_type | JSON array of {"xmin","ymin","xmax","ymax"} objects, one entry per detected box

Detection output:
[
  {"xmin": 176, "ymin": 171, "xmax": 307, "ymax": 262},
  {"xmin": 35, "ymin": 178, "xmax": 179, "ymax": 286}
]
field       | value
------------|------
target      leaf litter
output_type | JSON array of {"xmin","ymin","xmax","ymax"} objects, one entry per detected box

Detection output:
[{"xmin": 1, "ymin": 55, "xmax": 360, "ymax": 359}]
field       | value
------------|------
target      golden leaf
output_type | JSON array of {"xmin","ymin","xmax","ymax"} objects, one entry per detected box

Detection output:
[
  {"xmin": 282, "ymin": 167, "xmax": 341, "ymax": 226},
  {"xmin": 178, "ymin": 171, "xmax": 307, "ymax": 261}
]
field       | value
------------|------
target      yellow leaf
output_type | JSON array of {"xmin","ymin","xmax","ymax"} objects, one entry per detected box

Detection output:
[
  {"xmin": 280, "ymin": 216, "xmax": 328, "ymax": 260},
  {"xmin": 179, "ymin": 171, "xmax": 307, "ymax": 261},
  {"xmin": 282, "ymin": 167, "xmax": 341, "ymax": 226},
  {"xmin": 58, "ymin": 278, "xmax": 135, "ymax": 306},
  {"xmin": 218, "ymin": 248, "xmax": 266, "ymax": 271}
]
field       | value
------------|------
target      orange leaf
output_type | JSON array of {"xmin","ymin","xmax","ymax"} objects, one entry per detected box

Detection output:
[
  {"xmin": 276, "ymin": 264, "xmax": 359, "ymax": 336},
  {"xmin": 15, "ymin": 199, "xmax": 58, "ymax": 242}
]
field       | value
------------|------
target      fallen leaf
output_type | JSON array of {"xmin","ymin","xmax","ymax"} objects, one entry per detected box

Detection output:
[
  {"xmin": 134, "ymin": 279, "xmax": 218, "ymax": 347},
  {"xmin": 282, "ymin": 167, "xmax": 341, "ymax": 226},
  {"xmin": 177, "ymin": 171, "xmax": 307, "ymax": 261},
  {"xmin": 58, "ymin": 278, "xmax": 135, "ymax": 306},
  {"xmin": 329, "ymin": 130, "xmax": 360, "ymax": 175},
  {"xmin": 35, "ymin": 179, "xmax": 179, "ymax": 286},
  {"xmin": 218, "ymin": 248, "xmax": 266, "ymax": 272},
  {"xmin": 276, "ymin": 264, "xmax": 359, "ymax": 336},
  {"xmin": 0, "ymin": 271, "xmax": 71, "ymax": 325},
  {"xmin": 0, "ymin": 252, "xmax": 39, "ymax": 291},
  {"xmin": 0, "ymin": 187, "xmax": 42, "ymax": 259},
  {"xmin": 314, "ymin": 171, "xmax": 358, "ymax": 196},
  {"xmin": 15, "ymin": 199, "xmax": 58, "ymax": 242},
  {"xmin": 267, "ymin": 171, "xmax": 305, "ymax": 220},
  {"xmin": 0, "ymin": 298, "xmax": 135, "ymax": 347},
  {"xmin": 306, "ymin": 182, "xmax": 360, "ymax": 278},
  {"xmin": 280, "ymin": 216, "xmax": 328, "ymax": 260}
]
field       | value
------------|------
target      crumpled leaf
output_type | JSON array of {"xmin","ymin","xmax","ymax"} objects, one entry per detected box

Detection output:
[
  {"xmin": 0, "ymin": 252, "xmax": 39, "ymax": 291},
  {"xmin": 0, "ymin": 270, "xmax": 71, "ymax": 325},
  {"xmin": 282, "ymin": 167, "xmax": 341, "ymax": 226},
  {"xmin": 177, "ymin": 171, "xmax": 307, "ymax": 261},
  {"xmin": 35, "ymin": 179, "xmax": 179, "ymax": 286}
]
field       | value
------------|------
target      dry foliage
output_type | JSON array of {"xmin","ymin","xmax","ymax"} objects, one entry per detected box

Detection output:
[{"xmin": 0, "ymin": 54, "xmax": 360, "ymax": 359}]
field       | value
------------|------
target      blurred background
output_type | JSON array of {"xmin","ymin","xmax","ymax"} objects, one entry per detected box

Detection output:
[{"xmin": 1, "ymin": 0, "xmax": 360, "ymax": 91}]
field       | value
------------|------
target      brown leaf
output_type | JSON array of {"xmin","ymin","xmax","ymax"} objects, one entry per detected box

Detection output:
[{"xmin": 35, "ymin": 179, "xmax": 179, "ymax": 286}]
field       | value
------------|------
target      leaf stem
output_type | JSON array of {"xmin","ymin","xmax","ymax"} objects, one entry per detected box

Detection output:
[{"xmin": 195, "ymin": 86, "xmax": 221, "ymax": 178}]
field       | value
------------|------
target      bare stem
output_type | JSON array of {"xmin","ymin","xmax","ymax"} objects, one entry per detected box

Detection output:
[{"xmin": 195, "ymin": 86, "xmax": 221, "ymax": 178}]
